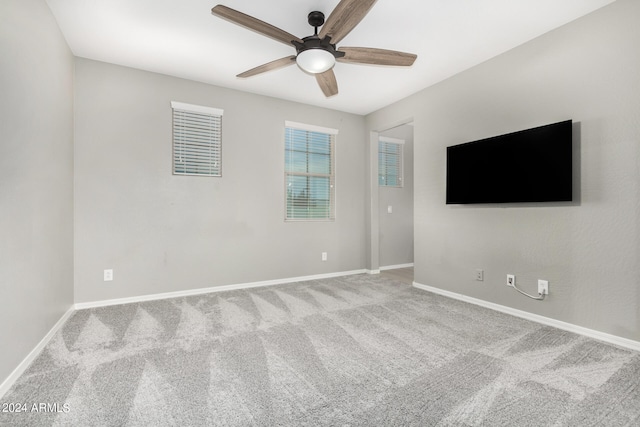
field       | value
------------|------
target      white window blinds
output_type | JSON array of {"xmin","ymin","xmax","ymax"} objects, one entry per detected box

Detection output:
[
  {"xmin": 378, "ymin": 136, "xmax": 404, "ymax": 187},
  {"xmin": 284, "ymin": 121, "xmax": 337, "ymax": 221},
  {"xmin": 171, "ymin": 101, "xmax": 224, "ymax": 176}
]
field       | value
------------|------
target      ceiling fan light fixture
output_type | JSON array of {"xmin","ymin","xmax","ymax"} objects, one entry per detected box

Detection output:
[{"xmin": 296, "ymin": 48, "xmax": 336, "ymax": 74}]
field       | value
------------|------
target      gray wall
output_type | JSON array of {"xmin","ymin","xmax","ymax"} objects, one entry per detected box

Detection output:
[
  {"xmin": 74, "ymin": 59, "xmax": 366, "ymax": 303},
  {"xmin": 365, "ymin": 0, "xmax": 640, "ymax": 341},
  {"xmin": 379, "ymin": 125, "xmax": 414, "ymax": 267},
  {"xmin": 0, "ymin": 0, "xmax": 74, "ymax": 384}
]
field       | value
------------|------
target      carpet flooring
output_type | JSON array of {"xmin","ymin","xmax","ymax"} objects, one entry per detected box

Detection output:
[{"xmin": 1, "ymin": 274, "xmax": 639, "ymax": 426}]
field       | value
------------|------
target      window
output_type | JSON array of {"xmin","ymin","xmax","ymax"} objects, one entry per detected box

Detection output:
[
  {"xmin": 284, "ymin": 121, "xmax": 337, "ymax": 220},
  {"xmin": 171, "ymin": 101, "xmax": 224, "ymax": 176},
  {"xmin": 378, "ymin": 136, "xmax": 404, "ymax": 187}
]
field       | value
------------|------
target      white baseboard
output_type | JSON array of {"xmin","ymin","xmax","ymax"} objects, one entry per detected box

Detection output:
[
  {"xmin": 75, "ymin": 269, "xmax": 368, "ymax": 310},
  {"xmin": 0, "ymin": 307, "xmax": 75, "ymax": 399},
  {"xmin": 380, "ymin": 263, "xmax": 414, "ymax": 271},
  {"xmin": 366, "ymin": 269, "xmax": 380, "ymax": 274},
  {"xmin": 413, "ymin": 281, "xmax": 640, "ymax": 352}
]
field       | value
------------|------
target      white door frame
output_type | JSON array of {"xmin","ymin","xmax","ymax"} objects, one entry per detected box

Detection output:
[{"xmin": 367, "ymin": 117, "xmax": 414, "ymax": 273}]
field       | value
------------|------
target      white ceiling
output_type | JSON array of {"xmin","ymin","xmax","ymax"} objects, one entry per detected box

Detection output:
[{"xmin": 45, "ymin": 0, "xmax": 615, "ymax": 115}]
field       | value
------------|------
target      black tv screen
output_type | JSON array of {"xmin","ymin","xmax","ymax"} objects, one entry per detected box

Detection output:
[{"xmin": 446, "ymin": 120, "xmax": 572, "ymax": 204}]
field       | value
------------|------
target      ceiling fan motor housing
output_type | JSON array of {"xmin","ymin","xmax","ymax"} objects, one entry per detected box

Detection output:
[{"xmin": 293, "ymin": 36, "xmax": 344, "ymax": 58}]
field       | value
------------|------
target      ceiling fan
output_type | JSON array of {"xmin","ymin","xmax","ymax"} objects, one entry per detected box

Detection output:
[{"xmin": 211, "ymin": 0, "xmax": 417, "ymax": 97}]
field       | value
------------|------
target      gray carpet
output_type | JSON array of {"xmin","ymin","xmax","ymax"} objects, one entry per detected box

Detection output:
[{"xmin": 1, "ymin": 274, "xmax": 639, "ymax": 426}]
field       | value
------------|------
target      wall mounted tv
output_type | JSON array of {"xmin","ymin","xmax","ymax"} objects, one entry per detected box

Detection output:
[{"xmin": 446, "ymin": 120, "xmax": 572, "ymax": 204}]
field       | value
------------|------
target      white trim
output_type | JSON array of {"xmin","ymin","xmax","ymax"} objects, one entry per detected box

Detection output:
[
  {"xmin": 372, "ymin": 117, "xmax": 415, "ymax": 133},
  {"xmin": 413, "ymin": 281, "xmax": 640, "ymax": 352},
  {"xmin": 285, "ymin": 120, "xmax": 339, "ymax": 135},
  {"xmin": 366, "ymin": 269, "xmax": 381, "ymax": 275},
  {"xmin": 75, "ymin": 269, "xmax": 367, "ymax": 310},
  {"xmin": 171, "ymin": 101, "xmax": 223, "ymax": 116},
  {"xmin": 380, "ymin": 263, "xmax": 414, "ymax": 271},
  {"xmin": 0, "ymin": 307, "xmax": 75, "ymax": 399},
  {"xmin": 379, "ymin": 136, "xmax": 405, "ymax": 145}
]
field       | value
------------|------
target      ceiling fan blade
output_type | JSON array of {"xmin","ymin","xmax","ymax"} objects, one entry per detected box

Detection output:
[
  {"xmin": 337, "ymin": 47, "xmax": 417, "ymax": 66},
  {"xmin": 237, "ymin": 56, "xmax": 296, "ymax": 78},
  {"xmin": 316, "ymin": 69, "xmax": 339, "ymax": 97},
  {"xmin": 319, "ymin": 0, "xmax": 378, "ymax": 45},
  {"xmin": 212, "ymin": 5, "xmax": 303, "ymax": 46}
]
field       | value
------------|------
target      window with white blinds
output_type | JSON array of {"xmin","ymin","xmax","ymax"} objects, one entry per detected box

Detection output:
[
  {"xmin": 284, "ymin": 121, "xmax": 337, "ymax": 221},
  {"xmin": 378, "ymin": 136, "xmax": 404, "ymax": 187},
  {"xmin": 171, "ymin": 101, "xmax": 224, "ymax": 176}
]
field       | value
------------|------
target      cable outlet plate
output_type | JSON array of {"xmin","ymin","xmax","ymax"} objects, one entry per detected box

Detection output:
[
  {"xmin": 507, "ymin": 274, "xmax": 515, "ymax": 287},
  {"xmin": 538, "ymin": 279, "xmax": 549, "ymax": 295}
]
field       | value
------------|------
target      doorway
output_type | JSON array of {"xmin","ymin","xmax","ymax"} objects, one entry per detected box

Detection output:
[{"xmin": 377, "ymin": 123, "xmax": 414, "ymax": 280}]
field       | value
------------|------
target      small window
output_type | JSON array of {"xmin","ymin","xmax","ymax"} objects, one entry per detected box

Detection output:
[
  {"xmin": 284, "ymin": 121, "xmax": 337, "ymax": 221},
  {"xmin": 171, "ymin": 101, "xmax": 224, "ymax": 176},
  {"xmin": 378, "ymin": 137, "xmax": 404, "ymax": 187}
]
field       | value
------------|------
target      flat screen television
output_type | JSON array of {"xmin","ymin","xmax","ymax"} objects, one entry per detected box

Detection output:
[{"xmin": 446, "ymin": 120, "xmax": 572, "ymax": 204}]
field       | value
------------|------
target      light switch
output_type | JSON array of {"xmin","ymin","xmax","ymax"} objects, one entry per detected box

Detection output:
[{"xmin": 387, "ymin": 205, "xmax": 393, "ymax": 214}]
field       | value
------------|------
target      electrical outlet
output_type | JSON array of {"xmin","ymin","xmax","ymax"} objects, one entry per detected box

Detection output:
[
  {"xmin": 321, "ymin": 252, "xmax": 327, "ymax": 261},
  {"xmin": 538, "ymin": 279, "xmax": 549, "ymax": 295},
  {"xmin": 104, "ymin": 269, "xmax": 113, "ymax": 282},
  {"xmin": 507, "ymin": 274, "xmax": 515, "ymax": 287},
  {"xmin": 475, "ymin": 269, "xmax": 484, "ymax": 281}
]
